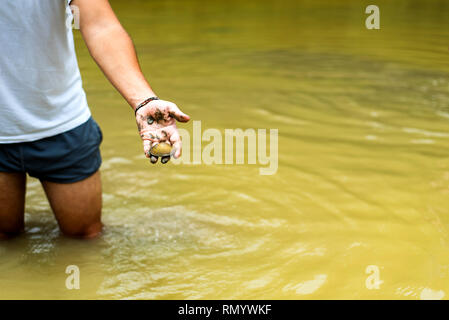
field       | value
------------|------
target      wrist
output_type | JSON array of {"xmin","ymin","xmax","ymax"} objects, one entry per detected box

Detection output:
[
  {"xmin": 129, "ymin": 91, "xmax": 158, "ymax": 111},
  {"xmin": 134, "ymin": 96, "xmax": 160, "ymax": 116}
]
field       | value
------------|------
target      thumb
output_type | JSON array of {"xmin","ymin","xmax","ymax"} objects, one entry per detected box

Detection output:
[{"xmin": 169, "ymin": 103, "xmax": 190, "ymax": 123}]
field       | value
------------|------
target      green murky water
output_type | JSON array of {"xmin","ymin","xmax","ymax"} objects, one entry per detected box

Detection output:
[{"xmin": 1, "ymin": 0, "xmax": 449, "ymax": 299}]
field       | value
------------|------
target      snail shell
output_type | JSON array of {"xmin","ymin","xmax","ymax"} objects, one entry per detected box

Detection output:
[{"xmin": 149, "ymin": 142, "xmax": 173, "ymax": 157}]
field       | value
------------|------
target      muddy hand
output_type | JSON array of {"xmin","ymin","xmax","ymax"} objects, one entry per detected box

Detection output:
[{"xmin": 135, "ymin": 99, "xmax": 190, "ymax": 164}]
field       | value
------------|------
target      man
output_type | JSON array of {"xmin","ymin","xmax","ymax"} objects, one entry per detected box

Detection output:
[{"xmin": 0, "ymin": 0, "xmax": 190, "ymax": 239}]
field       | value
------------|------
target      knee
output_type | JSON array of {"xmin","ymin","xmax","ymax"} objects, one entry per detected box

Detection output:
[{"xmin": 60, "ymin": 221, "xmax": 103, "ymax": 239}]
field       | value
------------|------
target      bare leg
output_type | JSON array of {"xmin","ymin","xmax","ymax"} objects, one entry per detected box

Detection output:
[
  {"xmin": 41, "ymin": 171, "xmax": 103, "ymax": 239},
  {"xmin": 0, "ymin": 172, "xmax": 26, "ymax": 239}
]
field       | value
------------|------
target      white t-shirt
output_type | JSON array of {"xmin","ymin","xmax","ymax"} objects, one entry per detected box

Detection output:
[{"xmin": 0, "ymin": 0, "xmax": 91, "ymax": 143}]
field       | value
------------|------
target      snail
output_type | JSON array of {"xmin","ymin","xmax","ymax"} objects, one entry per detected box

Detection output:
[{"xmin": 148, "ymin": 142, "xmax": 173, "ymax": 164}]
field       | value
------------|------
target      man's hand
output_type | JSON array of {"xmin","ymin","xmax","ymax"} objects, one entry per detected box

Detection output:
[
  {"xmin": 72, "ymin": 0, "xmax": 190, "ymax": 163},
  {"xmin": 136, "ymin": 99, "xmax": 190, "ymax": 164}
]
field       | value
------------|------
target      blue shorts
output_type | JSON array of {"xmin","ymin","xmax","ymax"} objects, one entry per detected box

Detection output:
[{"xmin": 0, "ymin": 117, "xmax": 103, "ymax": 183}]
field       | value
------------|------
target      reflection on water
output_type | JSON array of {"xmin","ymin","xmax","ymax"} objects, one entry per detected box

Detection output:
[{"xmin": 1, "ymin": 0, "xmax": 449, "ymax": 299}]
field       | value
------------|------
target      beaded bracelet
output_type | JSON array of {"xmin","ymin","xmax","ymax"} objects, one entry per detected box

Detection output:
[{"xmin": 134, "ymin": 96, "xmax": 159, "ymax": 116}]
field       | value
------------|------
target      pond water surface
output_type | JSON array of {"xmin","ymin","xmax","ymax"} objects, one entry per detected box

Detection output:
[{"xmin": 1, "ymin": 0, "xmax": 449, "ymax": 299}]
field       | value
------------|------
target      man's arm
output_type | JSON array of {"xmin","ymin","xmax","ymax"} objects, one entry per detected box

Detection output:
[
  {"xmin": 72, "ymin": 0, "xmax": 153, "ymax": 109},
  {"xmin": 71, "ymin": 0, "xmax": 190, "ymax": 161}
]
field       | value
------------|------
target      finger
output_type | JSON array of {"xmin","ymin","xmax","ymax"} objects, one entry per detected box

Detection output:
[
  {"xmin": 149, "ymin": 141, "xmax": 161, "ymax": 160},
  {"xmin": 159, "ymin": 129, "xmax": 169, "ymax": 142},
  {"xmin": 150, "ymin": 139, "xmax": 160, "ymax": 163},
  {"xmin": 168, "ymin": 103, "xmax": 190, "ymax": 123},
  {"xmin": 143, "ymin": 140, "xmax": 151, "ymax": 158},
  {"xmin": 141, "ymin": 131, "xmax": 159, "ymax": 142},
  {"xmin": 151, "ymin": 141, "xmax": 159, "ymax": 149},
  {"xmin": 170, "ymin": 131, "xmax": 182, "ymax": 158}
]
